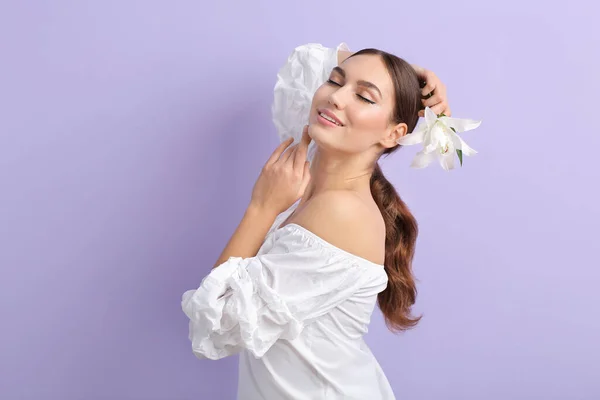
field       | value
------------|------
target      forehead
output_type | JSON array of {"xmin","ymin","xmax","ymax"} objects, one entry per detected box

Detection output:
[{"xmin": 339, "ymin": 54, "xmax": 393, "ymax": 97}]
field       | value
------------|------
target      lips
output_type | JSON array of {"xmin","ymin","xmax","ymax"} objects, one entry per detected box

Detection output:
[{"xmin": 317, "ymin": 108, "xmax": 344, "ymax": 126}]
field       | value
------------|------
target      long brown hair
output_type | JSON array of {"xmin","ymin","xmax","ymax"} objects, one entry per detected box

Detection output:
[{"xmin": 347, "ymin": 49, "xmax": 422, "ymax": 332}]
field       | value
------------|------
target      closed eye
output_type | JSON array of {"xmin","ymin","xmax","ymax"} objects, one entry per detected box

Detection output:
[
  {"xmin": 327, "ymin": 79, "xmax": 376, "ymax": 105},
  {"xmin": 357, "ymin": 94, "xmax": 375, "ymax": 104}
]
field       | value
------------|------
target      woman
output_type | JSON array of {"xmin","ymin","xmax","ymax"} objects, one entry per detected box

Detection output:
[{"xmin": 182, "ymin": 43, "xmax": 452, "ymax": 399}]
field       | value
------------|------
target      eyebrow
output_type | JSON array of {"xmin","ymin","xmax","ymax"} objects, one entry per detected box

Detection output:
[{"xmin": 332, "ymin": 66, "xmax": 383, "ymax": 99}]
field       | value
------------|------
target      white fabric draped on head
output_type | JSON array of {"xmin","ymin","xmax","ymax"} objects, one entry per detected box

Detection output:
[{"xmin": 271, "ymin": 42, "xmax": 350, "ymax": 164}]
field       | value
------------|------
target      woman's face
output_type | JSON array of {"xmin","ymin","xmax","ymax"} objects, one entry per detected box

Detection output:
[{"xmin": 308, "ymin": 54, "xmax": 404, "ymax": 156}]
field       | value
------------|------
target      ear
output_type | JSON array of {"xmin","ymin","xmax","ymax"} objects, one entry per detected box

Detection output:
[{"xmin": 381, "ymin": 122, "xmax": 408, "ymax": 149}]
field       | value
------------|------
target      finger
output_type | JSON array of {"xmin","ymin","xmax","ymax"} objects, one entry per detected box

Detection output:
[
  {"xmin": 298, "ymin": 161, "xmax": 311, "ymax": 196},
  {"xmin": 294, "ymin": 126, "xmax": 311, "ymax": 170},
  {"xmin": 412, "ymin": 64, "xmax": 426, "ymax": 79},
  {"xmin": 281, "ymin": 143, "xmax": 298, "ymax": 164},
  {"xmin": 421, "ymin": 80, "xmax": 436, "ymax": 98},
  {"xmin": 266, "ymin": 137, "xmax": 294, "ymax": 166},
  {"xmin": 430, "ymin": 101, "xmax": 448, "ymax": 116},
  {"xmin": 422, "ymin": 92, "xmax": 444, "ymax": 108},
  {"xmin": 419, "ymin": 103, "xmax": 450, "ymax": 118},
  {"xmin": 300, "ymin": 125, "xmax": 311, "ymax": 148}
]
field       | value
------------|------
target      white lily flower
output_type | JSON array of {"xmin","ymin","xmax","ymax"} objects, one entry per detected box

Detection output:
[{"xmin": 397, "ymin": 107, "xmax": 482, "ymax": 171}]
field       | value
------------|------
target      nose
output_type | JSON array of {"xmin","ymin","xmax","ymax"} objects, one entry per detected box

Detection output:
[{"xmin": 328, "ymin": 87, "xmax": 346, "ymax": 110}]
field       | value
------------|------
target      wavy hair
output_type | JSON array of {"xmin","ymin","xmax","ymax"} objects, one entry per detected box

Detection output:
[{"xmin": 347, "ymin": 49, "xmax": 422, "ymax": 332}]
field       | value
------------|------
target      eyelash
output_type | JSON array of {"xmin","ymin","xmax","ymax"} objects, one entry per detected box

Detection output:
[{"xmin": 326, "ymin": 79, "xmax": 376, "ymax": 104}]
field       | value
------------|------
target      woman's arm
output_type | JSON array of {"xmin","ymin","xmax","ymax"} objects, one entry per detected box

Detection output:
[
  {"xmin": 212, "ymin": 204, "xmax": 278, "ymax": 268},
  {"xmin": 213, "ymin": 132, "xmax": 310, "ymax": 269}
]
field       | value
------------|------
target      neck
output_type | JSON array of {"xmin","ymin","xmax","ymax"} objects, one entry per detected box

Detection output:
[{"xmin": 301, "ymin": 146, "xmax": 376, "ymax": 204}]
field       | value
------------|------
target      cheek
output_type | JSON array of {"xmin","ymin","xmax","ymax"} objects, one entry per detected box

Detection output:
[
  {"xmin": 309, "ymin": 85, "xmax": 328, "ymax": 122},
  {"xmin": 311, "ymin": 85, "xmax": 330, "ymax": 107},
  {"xmin": 347, "ymin": 105, "xmax": 389, "ymax": 130}
]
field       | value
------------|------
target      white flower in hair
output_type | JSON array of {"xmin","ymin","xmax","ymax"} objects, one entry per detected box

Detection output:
[{"xmin": 397, "ymin": 107, "xmax": 482, "ymax": 171}]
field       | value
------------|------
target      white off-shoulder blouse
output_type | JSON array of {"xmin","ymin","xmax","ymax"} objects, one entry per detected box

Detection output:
[{"xmin": 181, "ymin": 43, "xmax": 396, "ymax": 400}]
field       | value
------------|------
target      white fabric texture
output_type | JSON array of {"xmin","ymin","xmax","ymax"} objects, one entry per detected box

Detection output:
[
  {"xmin": 181, "ymin": 43, "xmax": 397, "ymax": 400},
  {"xmin": 272, "ymin": 42, "xmax": 350, "ymax": 164}
]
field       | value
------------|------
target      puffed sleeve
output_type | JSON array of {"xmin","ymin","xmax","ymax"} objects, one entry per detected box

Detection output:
[
  {"xmin": 271, "ymin": 42, "xmax": 351, "ymax": 163},
  {"xmin": 181, "ymin": 227, "xmax": 384, "ymax": 360}
]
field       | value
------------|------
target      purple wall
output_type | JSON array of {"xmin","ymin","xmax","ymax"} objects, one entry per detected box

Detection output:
[{"xmin": 1, "ymin": 1, "xmax": 598, "ymax": 399}]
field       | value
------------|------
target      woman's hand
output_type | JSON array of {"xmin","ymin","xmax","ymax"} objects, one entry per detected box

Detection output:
[
  {"xmin": 250, "ymin": 126, "xmax": 312, "ymax": 215},
  {"xmin": 411, "ymin": 64, "xmax": 451, "ymax": 118}
]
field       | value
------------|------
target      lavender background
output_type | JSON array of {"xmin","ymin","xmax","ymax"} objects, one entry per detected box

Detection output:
[{"xmin": 1, "ymin": 1, "xmax": 599, "ymax": 399}]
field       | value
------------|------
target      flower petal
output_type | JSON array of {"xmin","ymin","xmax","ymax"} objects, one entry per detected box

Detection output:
[
  {"xmin": 410, "ymin": 151, "xmax": 435, "ymax": 168},
  {"xmin": 439, "ymin": 151, "xmax": 456, "ymax": 171},
  {"xmin": 450, "ymin": 132, "xmax": 478, "ymax": 156},
  {"xmin": 423, "ymin": 123, "xmax": 443, "ymax": 153},
  {"xmin": 440, "ymin": 116, "xmax": 481, "ymax": 133},
  {"xmin": 424, "ymin": 106, "xmax": 438, "ymax": 127},
  {"xmin": 397, "ymin": 123, "xmax": 426, "ymax": 146}
]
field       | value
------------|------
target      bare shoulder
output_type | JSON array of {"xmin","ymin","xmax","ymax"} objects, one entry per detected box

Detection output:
[{"xmin": 294, "ymin": 190, "xmax": 386, "ymax": 265}]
